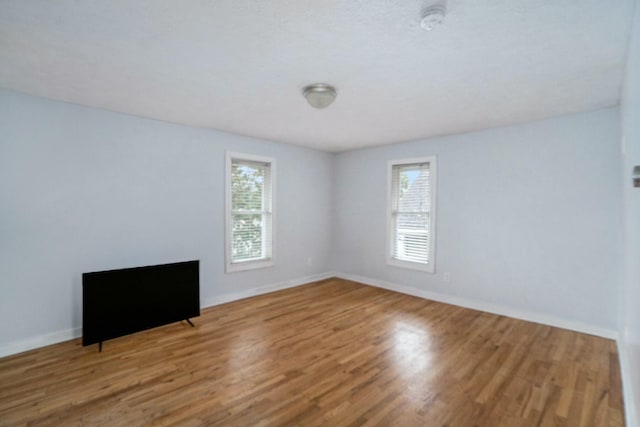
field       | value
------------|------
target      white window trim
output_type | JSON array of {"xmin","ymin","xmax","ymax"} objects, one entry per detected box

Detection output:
[
  {"xmin": 225, "ymin": 151, "xmax": 276, "ymax": 273},
  {"xmin": 386, "ymin": 156, "xmax": 437, "ymax": 273}
]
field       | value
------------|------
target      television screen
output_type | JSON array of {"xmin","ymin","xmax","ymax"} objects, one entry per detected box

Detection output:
[{"xmin": 82, "ymin": 260, "xmax": 200, "ymax": 347}]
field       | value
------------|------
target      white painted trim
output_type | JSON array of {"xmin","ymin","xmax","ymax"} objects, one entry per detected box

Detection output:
[
  {"xmin": 618, "ymin": 339, "xmax": 639, "ymax": 427},
  {"xmin": 202, "ymin": 271, "xmax": 335, "ymax": 308},
  {"xmin": 1, "ymin": 270, "xmax": 621, "ymax": 368},
  {"xmin": 386, "ymin": 156, "xmax": 437, "ymax": 274},
  {"xmin": 0, "ymin": 327, "xmax": 82, "ymax": 359},
  {"xmin": 225, "ymin": 151, "xmax": 276, "ymax": 273},
  {"xmin": 334, "ymin": 272, "xmax": 619, "ymax": 339},
  {"xmin": 0, "ymin": 272, "xmax": 335, "ymax": 359},
  {"xmin": 226, "ymin": 258, "xmax": 274, "ymax": 273}
]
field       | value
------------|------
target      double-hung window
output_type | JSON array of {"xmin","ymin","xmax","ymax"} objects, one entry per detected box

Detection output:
[
  {"xmin": 388, "ymin": 156, "xmax": 437, "ymax": 272},
  {"xmin": 225, "ymin": 152, "xmax": 275, "ymax": 273}
]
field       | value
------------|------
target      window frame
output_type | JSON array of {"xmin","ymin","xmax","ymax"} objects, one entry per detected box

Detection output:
[
  {"xmin": 225, "ymin": 151, "xmax": 276, "ymax": 273},
  {"xmin": 386, "ymin": 156, "xmax": 437, "ymax": 273}
]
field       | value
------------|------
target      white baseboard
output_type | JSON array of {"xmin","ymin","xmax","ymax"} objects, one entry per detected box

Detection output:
[
  {"xmin": 0, "ymin": 270, "xmax": 619, "ymax": 358},
  {"xmin": 618, "ymin": 339, "xmax": 639, "ymax": 427},
  {"xmin": 1, "ymin": 270, "xmax": 633, "ymax": 423},
  {"xmin": 335, "ymin": 272, "xmax": 619, "ymax": 340},
  {"xmin": 201, "ymin": 271, "xmax": 335, "ymax": 308},
  {"xmin": 0, "ymin": 271, "xmax": 335, "ymax": 360},
  {"xmin": 0, "ymin": 327, "xmax": 82, "ymax": 359}
]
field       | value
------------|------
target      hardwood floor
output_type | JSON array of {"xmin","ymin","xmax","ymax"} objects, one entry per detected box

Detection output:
[{"xmin": 0, "ymin": 278, "xmax": 625, "ymax": 426}]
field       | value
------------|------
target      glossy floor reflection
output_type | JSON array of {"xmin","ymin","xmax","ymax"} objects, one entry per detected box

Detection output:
[{"xmin": 392, "ymin": 321, "xmax": 432, "ymax": 377}]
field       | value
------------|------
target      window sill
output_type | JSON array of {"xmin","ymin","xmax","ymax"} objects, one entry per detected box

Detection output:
[
  {"xmin": 387, "ymin": 257, "xmax": 435, "ymax": 273},
  {"xmin": 226, "ymin": 259, "xmax": 274, "ymax": 273}
]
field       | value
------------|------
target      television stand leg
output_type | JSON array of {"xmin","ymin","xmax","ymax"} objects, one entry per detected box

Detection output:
[
  {"xmin": 186, "ymin": 319, "xmax": 195, "ymax": 327},
  {"xmin": 98, "ymin": 342, "xmax": 102, "ymax": 352}
]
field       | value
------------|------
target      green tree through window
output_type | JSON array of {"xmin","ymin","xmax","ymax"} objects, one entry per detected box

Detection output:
[
  {"xmin": 231, "ymin": 163, "xmax": 265, "ymax": 261},
  {"xmin": 227, "ymin": 155, "xmax": 273, "ymax": 271}
]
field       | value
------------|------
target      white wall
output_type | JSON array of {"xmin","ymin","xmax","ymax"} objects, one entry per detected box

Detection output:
[
  {"xmin": 333, "ymin": 108, "xmax": 622, "ymax": 334},
  {"xmin": 0, "ymin": 89, "xmax": 333, "ymax": 354},
  {"xmin": 620, "ymin": 2, "xmax": 640, "ymax": 426}
]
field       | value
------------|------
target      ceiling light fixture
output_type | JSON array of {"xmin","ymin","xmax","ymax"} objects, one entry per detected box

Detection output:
[
  {"xmin": 420, "ymin": 5, "xmax": 446, "ymax": 31},
  {"xmin": 303, "ymin": 84, "xmax": 337, "ymax": 109}
]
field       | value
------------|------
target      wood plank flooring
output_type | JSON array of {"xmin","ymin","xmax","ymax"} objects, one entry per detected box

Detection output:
[{"xmin": 0, "ymin": 278, "xmax": 625, "ymax": 426}]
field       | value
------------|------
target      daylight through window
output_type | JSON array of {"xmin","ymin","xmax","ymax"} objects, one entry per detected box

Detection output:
[
  {"xmin": 389, "ymin": 157, "xmax": 436, "ymax": 272},
  {"xmin": 226, "ymin": 153, "xmax": 274, "ymax": 272}
]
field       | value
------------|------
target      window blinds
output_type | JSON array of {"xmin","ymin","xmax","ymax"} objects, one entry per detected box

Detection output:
[
  {"xmin": 391, "ymin": 162, "xmax": 431, "ymax": 264},
  {"xmin": 230, "ymin": 159, "xmax": 272, "ymax": 263}
]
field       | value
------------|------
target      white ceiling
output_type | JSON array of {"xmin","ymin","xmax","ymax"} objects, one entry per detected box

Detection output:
[{"xmin": 0, "ymin": 0, "xmax": 635, "ymax": 152}]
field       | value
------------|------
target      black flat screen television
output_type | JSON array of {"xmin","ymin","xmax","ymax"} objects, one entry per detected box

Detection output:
[{"xmin": 82, "ymin": 260, "xmax": 200, "ymax": 350}]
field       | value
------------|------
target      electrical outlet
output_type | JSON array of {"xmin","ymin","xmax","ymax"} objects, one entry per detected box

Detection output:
[{"xmin": 443, "ymin": 272, "xmax": 451, "ymax": 283}]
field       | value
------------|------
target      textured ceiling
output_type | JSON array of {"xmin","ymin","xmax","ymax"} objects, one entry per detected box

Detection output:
[{"xmin": 0, "ymin": 0, "xmax": 635, "ymax": 152}]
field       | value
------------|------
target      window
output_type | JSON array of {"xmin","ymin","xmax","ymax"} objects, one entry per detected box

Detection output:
[
  {"xmin": 225, "ymin": 152, "xmax": 275, "ymax": 272},
  {"xmin": 388, "ymin": 157, "xmax": 437, "ymax": 272}
]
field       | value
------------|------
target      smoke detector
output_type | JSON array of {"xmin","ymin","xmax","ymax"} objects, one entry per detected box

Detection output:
[{"xmin": 420, "ymin": 5, "xmax": 446, "ymax": 31}]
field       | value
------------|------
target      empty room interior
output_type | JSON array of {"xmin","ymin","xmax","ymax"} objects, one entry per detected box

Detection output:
[{"xmin": 1, "ymin": 0, "xmax": 640, "ymax": 426}]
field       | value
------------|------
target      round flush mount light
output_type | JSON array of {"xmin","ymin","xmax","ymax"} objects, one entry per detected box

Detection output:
[
  {"xmin": 303, "ymin": 83, "xmax": 337, "ymax": 109},
  {"xmin": 420, "ymin": 5, "xmax": 446, "ymax": 31}
]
